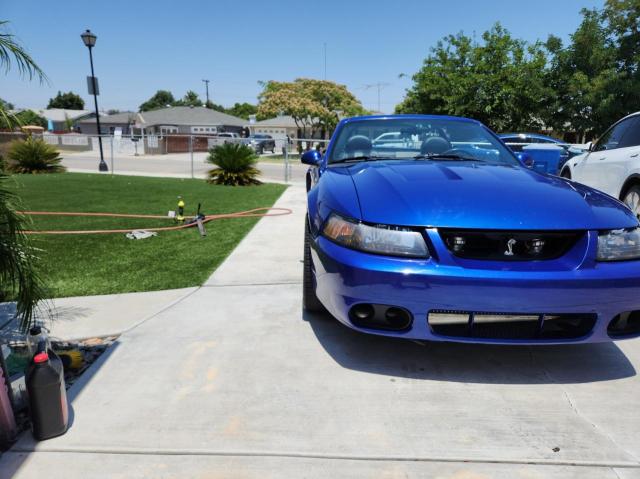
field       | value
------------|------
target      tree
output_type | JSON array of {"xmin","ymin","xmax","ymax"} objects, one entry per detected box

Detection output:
[
  {"xmin": 0, "ymin": 97, "xmax": 13, "ymax": 110},
  {"xmin": 541, "ymin": 3, "xmax": 640, "ymax": 141},
  {"xmin": 205, "ymin": 101, "xmax": 226, "ymax": 112},
  {"xmin": 258, "ymin": 78, "xmax": 365, "ymax": 138},
  {"xmin": 543, "ymin": 9, "xmax": 619, "ymax": 140},
  {"xmin": 174, "ymin": 90, "xmax": 203, "ymax": 107},
  {"xmin": 0, "ymin": 20, "xmax": 45, "ymax": 332},
  {"xmin": 47, "ymin": 90, "xmax": 85, "ymax": 110},
  {"xmin": 226, "ymin": 102, "xmax": 258, "ymax": 120},
  {"xmin": 396, "ymin": 24, "xmax": 551, "ymax": 132},
  {"xmin": 139, "ymin": 90, "xmax": 176, "ymax": 112}
]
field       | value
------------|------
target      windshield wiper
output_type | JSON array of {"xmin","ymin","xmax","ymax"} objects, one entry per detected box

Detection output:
[
  {"xmin": 330, "ymin": 155, "xmax": 390, "ymax": 164},
  {"xmin": 413, "ymin": 153, "xmax": 483, "ymax": 162}
]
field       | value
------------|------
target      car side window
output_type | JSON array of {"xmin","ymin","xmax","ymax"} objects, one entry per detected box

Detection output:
[
  {"xmin": 618, "ymin": 117, "xmax": 640, "ymax": 149},
  {"xmin": 594, "ymin": 118, "xmax": 634, "ymax": 152}
]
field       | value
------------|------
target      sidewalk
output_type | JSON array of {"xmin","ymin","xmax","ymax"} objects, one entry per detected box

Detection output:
[
  {"xmin": 0, "ymin": 288, "xmax": 197, "ymax": 343},
  {"xmin": 2, "ymin": 185, "xmax": 640, "ymax": 478}
]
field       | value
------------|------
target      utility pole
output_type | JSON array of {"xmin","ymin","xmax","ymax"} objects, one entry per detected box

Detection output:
[
  {"xmin": 323, "ymin": 43, "xmax": 327, "ymax": 80},
  {"xmin": 202, "ymin": 79, "xmax": 210, "ymax": 104}
]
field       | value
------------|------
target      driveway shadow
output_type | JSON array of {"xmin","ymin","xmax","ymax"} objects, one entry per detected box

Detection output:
[
  {"xmin": 305, "ymin": 311, "xmax": 636, "ymax": 384},
  {"xmin": 0, "ymin": 302, "xmax": 92, "ymax": 343}
]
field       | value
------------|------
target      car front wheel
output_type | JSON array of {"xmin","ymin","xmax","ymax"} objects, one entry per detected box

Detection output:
[
  {"xmin": 623, "ymin": 185, "xmax": 640, "ymax": 220},
  {"xmin": 303, "ymin": 215, "xmax": 325, "ymax": 312}
]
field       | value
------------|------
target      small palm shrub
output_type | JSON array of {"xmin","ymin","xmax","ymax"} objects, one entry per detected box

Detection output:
[
  {"xmin": 0, "ymin": 175, "xmax": 44, "ymax": 332},
  {"xmin": 7, "ymin": 136, "xmax": 66, "ymax": 174},
  {"xmin": 207, "ymin": 143, "xmax": 261, "ymax": 186}
]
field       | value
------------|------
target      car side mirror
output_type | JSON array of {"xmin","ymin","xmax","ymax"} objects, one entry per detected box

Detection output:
[
  {"xmin": 301, "ymin": 149, "xmax": 322, "ymax": 166},
  {"xmin": 516, "ymin": 152, "xmax": 534, "ymax": 168},
  {"xmin": 586, "ymin": 141, "xmax": 593, "ymax": 152}
]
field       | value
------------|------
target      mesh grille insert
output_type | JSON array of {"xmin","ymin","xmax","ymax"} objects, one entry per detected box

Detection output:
[{"xmin": 428, "ymin": 311, "xmax": 596, "ymax": 340}]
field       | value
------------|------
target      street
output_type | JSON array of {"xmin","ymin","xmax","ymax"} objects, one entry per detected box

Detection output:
[{"xmin": 60, "ymin": 150, "xmax": 308, "ymax": 185}]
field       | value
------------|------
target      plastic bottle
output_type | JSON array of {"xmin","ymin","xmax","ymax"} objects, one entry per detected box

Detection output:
[
  {"xmin": 25, "ymin": 341, "xmax": 68, "ymax": 440},
  {"xmin": 26, "ymin": 326, "xmax": 49, "ymax": 357}
]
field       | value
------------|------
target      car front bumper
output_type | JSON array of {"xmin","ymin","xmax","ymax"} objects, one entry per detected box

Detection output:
[{"xmin": 312, "ymin": 232, "xmax": 640, "ymax": 345}]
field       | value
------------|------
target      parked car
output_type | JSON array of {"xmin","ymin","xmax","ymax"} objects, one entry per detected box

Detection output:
[
  {"xmin": 207, "ymin": 132, "xmax": 241, "ymax": 148},
  {"xmin": 242, "ymin": 134, "xmax": 276, "ymax": 154},
  {"xmin": 301, "ymin": 115, "xmax": 640, "ymax": 344},
  {"xmin": 499, "ymin": 133, "xmax": 584, "ymax": 171},
  {"xmin": 560, "ymin": 112, "xmax": 640, "ymax": 220}
]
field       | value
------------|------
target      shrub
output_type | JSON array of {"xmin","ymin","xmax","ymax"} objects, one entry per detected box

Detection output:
[
  {"xmin": 206, "ymin": 143, "xmax": 261, "ymax": 186},
  {"xmin": 7, "ymin": 136, "xmax": 66, "ymax": 174},
  {"xmin": 0, "ymin": 175, "xmax": 44, "ymax": 332},
  {"xmin": 0, "ymin": 154, "xmax": 5, "ymax": 173}
]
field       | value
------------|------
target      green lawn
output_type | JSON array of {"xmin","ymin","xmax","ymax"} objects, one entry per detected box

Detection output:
[{"xmin": 7, "ymin": 173, "xmax": 286, "ymax": 298}]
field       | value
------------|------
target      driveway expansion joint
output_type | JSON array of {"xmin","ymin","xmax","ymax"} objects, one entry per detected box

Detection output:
[{"xmin": 7, "ymin": 448, "xmax": 640, "ymax": 470}]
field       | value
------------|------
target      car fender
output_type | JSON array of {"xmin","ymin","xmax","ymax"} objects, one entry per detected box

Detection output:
[
  {"xmin": 620, "ymin": 172, "xmax": 640, "ymax": 200},
  {"xmin": 307, "ymin": 168, "xmax": 361, "ymax": 236},
  {"xmin": 562, "ymin": 152, "xmax": 589, "ymax": 179}
]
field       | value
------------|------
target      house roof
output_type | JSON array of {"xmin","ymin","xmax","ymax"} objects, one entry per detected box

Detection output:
[
  {"xmin": 33, "ymin": 109, "xmax": 95, "ymax": 122},
  {"xmin": 250, "ymin": 115, "xmax": 298, "ymax": 128},
  {"xmin": 78, "ymin": 106, "xmax": 246, "ymax": 128},
  {"xmin": 81, "ymin": 111, "xmax": 138, "ymax": 124}
]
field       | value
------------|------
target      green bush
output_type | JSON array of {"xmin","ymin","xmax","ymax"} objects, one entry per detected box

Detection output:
[
  {"xmin": 206, "ymin": 143, "xmax": 261, "ymax": 186},
  {"xmin": 7, "ymin": 136, "xmax": 66, "ymax": 174},
  {"xmin": 0, "ymin": 154, "xmax": 5, "ymax": 173}
]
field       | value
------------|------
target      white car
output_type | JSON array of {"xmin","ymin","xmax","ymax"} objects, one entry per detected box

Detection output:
[{"xmin": 561, "ymin": 112, "xmax": 640, "ymax": 220}]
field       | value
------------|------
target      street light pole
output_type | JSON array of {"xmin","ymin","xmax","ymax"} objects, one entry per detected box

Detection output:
[{"xmin": 81, "ymin": 29, "xmax": 108, "ymax": 172}]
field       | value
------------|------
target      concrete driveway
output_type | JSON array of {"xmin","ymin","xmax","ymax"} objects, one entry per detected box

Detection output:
[{"xmin": 2, "ymin": 186, "xmax": 640, "ymax": 478}]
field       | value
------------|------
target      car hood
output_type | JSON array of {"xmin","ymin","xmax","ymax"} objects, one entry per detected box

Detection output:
[{"xmin": 342, "ymin": 160, "xmax": 637, "ymax": 230}]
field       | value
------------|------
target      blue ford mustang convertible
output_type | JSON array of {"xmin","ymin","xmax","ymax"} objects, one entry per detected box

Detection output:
[{"xmin": 301, "ymin": 115, "xmax": 640, "ymax": 344}]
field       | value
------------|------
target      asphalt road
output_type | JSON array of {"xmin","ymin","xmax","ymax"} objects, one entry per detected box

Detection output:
[
  {"xmin": 2, "ymin": 186, "xmax": 640, "ymax": 478},
  {"xmin": 60, "ymin": 151, "xmax": 308, "ymax": 184}
]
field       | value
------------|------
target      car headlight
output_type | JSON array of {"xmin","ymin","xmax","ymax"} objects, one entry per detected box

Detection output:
[
  {"xmin": 597, "ymin": 228, "xmax": 640, "ymax": 261},
  {"xmin": 322, "ymin": 213, "xmax": 429, "ymax": 258}
]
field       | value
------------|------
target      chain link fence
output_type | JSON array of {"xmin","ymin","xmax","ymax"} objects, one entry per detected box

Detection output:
[{"xmin": 0, "ymin": 131, "xmax": 331, "ymax": 183}]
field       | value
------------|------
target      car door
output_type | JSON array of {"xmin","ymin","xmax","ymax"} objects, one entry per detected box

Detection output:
[
  {"xmin": 573, "ymin": 116, "xmax": 635, "ymax": 196},
  {"xmin": 616, "ymin": 117, "xmax": 640, "ymax": 198}
]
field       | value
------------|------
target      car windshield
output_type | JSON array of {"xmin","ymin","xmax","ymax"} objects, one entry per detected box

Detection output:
[{"xmin": 328, "ymin": 118, "xmax": 518, "ymax": 165}]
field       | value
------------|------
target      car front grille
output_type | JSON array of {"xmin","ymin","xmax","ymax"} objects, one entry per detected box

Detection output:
[
  {"xmin": 428, "ymin": 311, "xmax": 597, "ymax": 340},
  {"xmin": 438, "ymin": 229, "xmax": 583, "ymax": 261}
]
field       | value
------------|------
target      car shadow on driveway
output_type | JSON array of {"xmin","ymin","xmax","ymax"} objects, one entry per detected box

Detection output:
[{"xmin": 304, "ymin": 311, "xmax": 636, "ymax": 384}]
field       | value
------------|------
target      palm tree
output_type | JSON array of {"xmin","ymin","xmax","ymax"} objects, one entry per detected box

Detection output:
[
  {"xmin": 0, "ymin": 20, "xmax": 48, "ymax": 129},
  {"xmin": 0, "ymin": 20, "xmax": 46, "ymax": 332}
]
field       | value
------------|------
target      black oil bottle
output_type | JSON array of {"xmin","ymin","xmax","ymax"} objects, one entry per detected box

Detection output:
[{"xmin": 25, "ymin": 342, "xmax": 69, "ymax": 440}]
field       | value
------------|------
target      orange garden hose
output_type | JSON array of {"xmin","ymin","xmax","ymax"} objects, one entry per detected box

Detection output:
[{"xmin": 19, "ymin": 208, "xmax": 293, "ymax": 235}]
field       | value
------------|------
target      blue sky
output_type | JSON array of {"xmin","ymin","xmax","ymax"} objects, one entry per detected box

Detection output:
[{"xmin": 3, "ymin": 0, "xmax": 603, "ymax": 113}]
